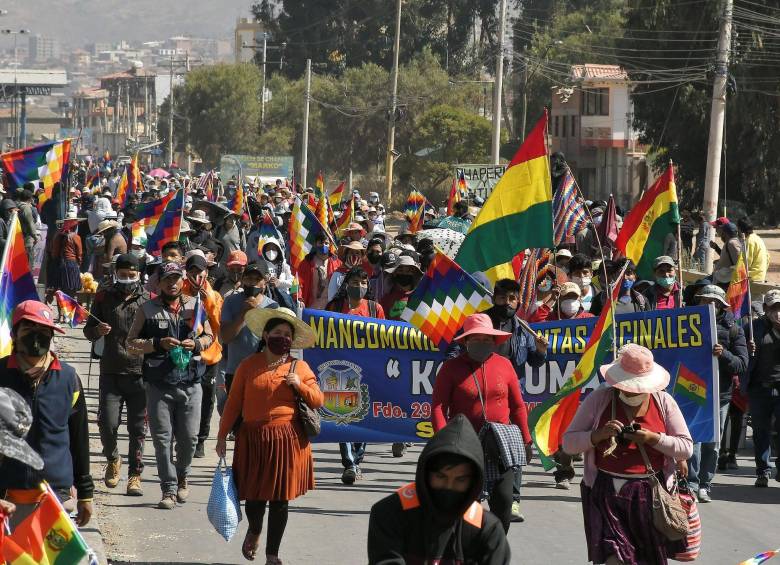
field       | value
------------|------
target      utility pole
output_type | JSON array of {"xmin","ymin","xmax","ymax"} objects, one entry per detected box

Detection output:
[
  {"xmin": 168, "ymin": 54, "xmax": 174, "ymax": 167},
  {"xmin": 384, "ymin": 0, "xmax": 402, "ymax": 202},
  {"xmin": 701, "ymin": 0, "xmax": 733, "ymax": 272},
  {"xmin": 491, "ymin": 0, "xmax": 507, "ymax": 164},
  {"xmin": 244, "ymin": 36, "xmax": 285, "ymax": 133},
  {"xmin": 300, "ymin": 58, "xmax": 311, "ymax": 189},
  {"xmin": 261, "ymin": 33, "xmax": 267, "ymax": 130}
]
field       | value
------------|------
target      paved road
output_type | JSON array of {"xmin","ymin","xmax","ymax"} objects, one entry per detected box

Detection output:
[{"xmin": 54, "ymin": 328, "xmax": 780, "ymax": 565}]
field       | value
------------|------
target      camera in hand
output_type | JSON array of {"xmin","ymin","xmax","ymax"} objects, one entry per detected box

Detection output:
[{"xmin": 617, "ymin": 422, "xmax": 641, "ymax": 445}]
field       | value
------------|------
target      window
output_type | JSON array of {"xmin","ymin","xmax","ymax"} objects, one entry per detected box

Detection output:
[
  {"xmin": 554, "ymin": 115, "xmax": 559, "ymax": 137},
  {"xmin": 581, "ymin": 88, "xmax": 609, "ymax": 116},
  {"xmin": 571, "ymin": 115, "xmax": 577, "ymax": 137},
  {"xmin": 561, "ymin": 115, "xmax": 567, "ymax": 138}
]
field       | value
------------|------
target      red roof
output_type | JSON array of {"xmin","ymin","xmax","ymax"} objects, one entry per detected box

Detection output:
[{"xmin": 571, "ymin": 64, "xmax": 628, "ymax": 81}]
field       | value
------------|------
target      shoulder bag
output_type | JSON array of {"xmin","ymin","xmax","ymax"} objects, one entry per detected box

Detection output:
[{"xmin": 288, "ymin": 359, "xmax": 321, "ymax": 438}]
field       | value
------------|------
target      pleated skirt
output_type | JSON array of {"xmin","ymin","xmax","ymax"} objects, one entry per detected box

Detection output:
[
  {"xmin": 232, "ymin": 419, "xmax": 314, "ymax": 502},
  {"xmin": 49, "ymin": 258, "xmax": 82, "ymax": 295}
]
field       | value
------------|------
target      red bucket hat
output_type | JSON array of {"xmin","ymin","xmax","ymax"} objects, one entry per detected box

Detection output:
[
  {"xmin": 454, "ymin": 313, "xmax": 511, "ymax": 344},
  {"xmin": 12, "ymin": 300, "xmax": 65, "ymax": 334}
]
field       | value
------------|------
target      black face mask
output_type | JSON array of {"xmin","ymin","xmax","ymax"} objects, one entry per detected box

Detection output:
[
  {"xmin": 20, "ymin": 332, "xmax": 52, "ymax": 357},
  {"xmin": 244, "ymin": 285, "xmax": 262, "ymax": 298},
  {"xmin": 367, "ymin": 252, "xmax": 381, "ymax": 265},
  {"xmin": 347, "ymin": 285, "xmax": 366, "ymax": 301},
  {"xmin": 394, "ymin": 274, "xmax": 415, "ymax": 288},
  {"xmin": 490, "ymin": 303, "xmax": 516, "ymax": 321},
  {"xmin": 429, "ymin": 488, "xmax": 469, "ymax": 514},
  {"xmin": 160, "ymin": 290, "xmax": 181, "ymax": 304}
]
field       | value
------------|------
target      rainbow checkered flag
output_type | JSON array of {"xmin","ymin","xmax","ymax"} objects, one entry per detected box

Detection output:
[
  {"xmin": 400, "ymin": 249, "xmax": 493, "ymax": 348},
  {"xmin": 1, "ymin": 139, "xmax": 72, "ymax": 211},
  {"xmin": 54, "ymin": 291, "xmax": 89, "ymax": 328},
  {"xmin": 740, "ymin": 550, "xmax": 780, "ymax": 565},
  {"xmin": 0, "ymin": 214, "xmax": 39, "ymax": 357}
]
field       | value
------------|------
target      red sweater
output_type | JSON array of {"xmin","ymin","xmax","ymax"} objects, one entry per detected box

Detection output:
[{"xmin": 432, "ymin": 353, "xmax": 531, "ymax": 443}]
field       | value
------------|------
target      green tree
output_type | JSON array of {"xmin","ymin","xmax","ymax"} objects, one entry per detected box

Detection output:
[{"xmin": 176, "ymin": 63, "xmax": 263, "ymax": 168}]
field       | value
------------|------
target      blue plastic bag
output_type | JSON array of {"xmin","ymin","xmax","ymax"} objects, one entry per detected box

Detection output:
[{"xmin": 207, "ymin": 457, "xmax": 242, "ymax": 541}]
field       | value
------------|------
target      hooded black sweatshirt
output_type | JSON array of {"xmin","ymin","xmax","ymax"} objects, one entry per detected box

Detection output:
[{"xmin": 367, "ymin": 414, "xmax": 511, "ymax": 565}]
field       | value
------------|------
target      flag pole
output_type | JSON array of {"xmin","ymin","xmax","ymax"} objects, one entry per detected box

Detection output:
[
  {"xmin": 740, "ymin": 233, "xmax": 754, "ymax": 344},
  {"xmin": 567, "ymin": 164, "xmax": 617, "ymax": 354},
  {"xmin": 670, "ymin": 160, "xmax": 684, "ymax": 307}
]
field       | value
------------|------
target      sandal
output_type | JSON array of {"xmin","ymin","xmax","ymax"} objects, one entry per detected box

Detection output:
[{"xmin": 242, "ymin": 530, "xmax": 261, "ymax": 561}]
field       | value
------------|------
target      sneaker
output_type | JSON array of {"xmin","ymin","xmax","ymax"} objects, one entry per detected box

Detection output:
[
  {"xmin": 717, "ymin": 456, "xmax": 728, "ymax": 471},
  {"xmin": 341, "ymin": 467, "xmax": 357, "ymax": 485},
  {"xmin": 158, "ymin": 493, "xmax": 177, "ymax": 509},
  {"xmin": 726, "ymin": 457, "xmax": 739, "ymax": 471},
  {"xmin": 755, "ymin": 475, "xmax": 769, "ymax": 488},
  {"xmin": 355, "ymin": 466, "xmax": 363, "ymax": 480},
  {"xmin": 227, "ymin": 431, "xmax": 235, "ymax": 441},
  {"xmin": 104, "ymin": 457, "xmax": 121, "ymax": 489},
  {"xmin": 510, "ymin": 501, "xmax": 525, "ymax": 522},
  {"xmin": 392, "ymin": 442, "xmax": 406, "ymax": 458},
  {"xmin": 176, "ymin": 477, "xmax": 189, "ymax": 503},
  {"xmin": 194, "ymin": 443, "xmax": 206, "ymax": 458},
  {"xmin": 572, "ymin": 453, "xmax": 584, "ymax": 462},
  {"xmin": 126, "ymin": 475, "xmax": 143, "ymax": 497},
  {"xmin": 555, "ymin": 479, "xmax": 571, "ymax": 490},
  {"xmin": 697, "ymin": 488, "xmax": 712, "ymax": 503}
]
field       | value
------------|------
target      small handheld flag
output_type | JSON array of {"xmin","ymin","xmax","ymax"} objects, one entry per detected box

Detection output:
[
  {"xmin": 739, "ymin": 550, "xmax": 780, "ymax": 565},
  {"xmin": 314, "ymin": 171, "xmax": 325, "ymax": 199},
  {"xmin": 54, "ymin": 291, "xmax": 90, "ymax": 328}
]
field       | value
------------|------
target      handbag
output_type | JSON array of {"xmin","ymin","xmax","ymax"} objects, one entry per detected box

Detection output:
[
  {"xmin": 671, "ymin": 478, "xmax": 702, "ymax": 561},
  {"xmin": 612, "ymin": 390, "xmax": 688, "ymax": 541},
  {"xmin": 288, "ymin": 359, "xmax": 321, "ymax": 438},
  {"xmin": 471, "ymin": 370, "xmax": 526, "ymax": 468},
  {"xmin": 206, "ymin": 457, "xmax": 242, "ymax": 542}
]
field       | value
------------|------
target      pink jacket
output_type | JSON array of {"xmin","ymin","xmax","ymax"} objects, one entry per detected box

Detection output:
[{"xmin": 562, "ymin": 385, "xmax": 693, "ymax": 490}]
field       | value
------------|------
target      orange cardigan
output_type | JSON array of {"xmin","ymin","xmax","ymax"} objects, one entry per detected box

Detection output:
[{"xmin": 218, "ymin": 355, "xmax": 324, "ymax": 439}]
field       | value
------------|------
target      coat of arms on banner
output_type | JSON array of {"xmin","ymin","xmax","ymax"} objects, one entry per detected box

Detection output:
[{"xmin": 318, "ymin": 360, "xmax": 370, "ymax": 425}]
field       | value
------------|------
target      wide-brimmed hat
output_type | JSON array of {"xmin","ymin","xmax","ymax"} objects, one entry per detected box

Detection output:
[
  {"xmin": 559, "ymin": 281, "xmax": 581, "ymax": 298},
  {"xmin": 454, "ymin": 313, "xmax": 511, "ymax": 344},
  {"xmin": 0, "ymin": 387, "xmax": 44, "ymax": 470},
  {"xmin": 187, "ymin": 209, "xmax": 211, "ymax": 224},
  {"xmin": 385, "ymin": 255, "xmax": 423, "ymax": 276},
  {"xmin": 696, "ymin": 284, "xmax": 729, "ymax": 307},
  {"xmin": 346, "ymin": 222, "xmax": 366, "ymax": 234},
  {"xmin": 339, "ymin": 240, "xmax": 365, "ymax": 255},
  {"xmin": 95, "ymin": 219, "xmax": 120, "ymax": 234},
  {"xmin": 245, "ymin": 307, "xmax": 317, "ymax": 349},
  {"xmin": 599, "ymin": 343, "xmax": 670, "ymax": 394}
]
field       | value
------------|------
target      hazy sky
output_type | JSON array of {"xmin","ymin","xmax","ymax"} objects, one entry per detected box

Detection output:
[{"xmin": 0, "ymin": 0, "xmax": 255, "ymax": 48}]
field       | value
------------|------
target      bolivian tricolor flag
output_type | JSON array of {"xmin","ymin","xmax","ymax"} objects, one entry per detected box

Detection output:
[
  {"xmin": 727, "ymin": 252, "xmax": 751, "ymax": 319},
  {"xmin": 455, "ymin": 112, "xmax": 553, "ymax": 283},
  {"xmin": 314, "ymin": 171, "xmax": 325, "ymax": 200},
  {"xmin": 2, "ymin": 487, "xmax": 88, "ymax": 565},
  {"xmin": 673, "ymin": 363, "xmax": 707, "ymax": 406},
  {"xmin": 328, "ymin": 181, "xmax": 346, "ymax": 208},
  {"xmin": 529, "ymin": 267, "xmax": 623, "ymax": 470},
  {"xmin": 615, "ymin": 164, "xmax": 680, "ymax": 280}
]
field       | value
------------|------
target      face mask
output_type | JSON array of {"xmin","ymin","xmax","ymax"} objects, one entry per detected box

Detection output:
[
  {"xmin": 346, "ymin": 254, "xmax": 361, "ymax": 267},
  {"xmin": 491, "ymin": 303, "xmax": 516, "ymax": 321},
  {"xmin": 621, "ymin": 279, "xmax": 634, "ymax": 293},
  {"xmin": 560, "ymin": 298, "xmax": 580, "ymax": 316},
  {"xmin": 179, "ymin": 235, "xmax": 189, "ymax": 244},
  {"xmin": 160, "ymin": 290, "xmax": 181, "ymax": 304},
  {"xmin": 619, "ymin": 391, "xmax": 648, "ymax": 407},
  {"xmin": 347, "ymin": 285, "xmax": 367, "ymax": 301},
  {"xmin": 114, "ymin": 276, "xmax": 139, "ymax": 294},
  {"xmin": 466, "ymin": 340, "xmax": 496, "ymax": 363},
  {"xmin": 20, "ymin": 332, "xmax": 52, "ymax": 357},
  {"xmin": 317, "ymin": 244, "xmax": 330, "ymax": 255},
  {"xmin": 572, "ymin": 275, "xmax": 591, "ymax": 290},
  {"xmin": 429, "ymin": 488, "xmax": 469, "ymax": 514},
  {"xmin": 244, "ymin": 285, "xmax": 262, "ymax": 298},
  {"xmin": 266, "ymin": 335, "xmax": 292, "ymax": 356},
  {"xmin": 367, "ymin": 252, "xmax": 381, "ymax": 265},
  {"xmin": 656, "ymin": 276, "xmax": 675, "ymax": 289},
  {"xmin": 394, "ymin": 274, "xmax": 415, "ymax": 288},
  {"xmin": 229, "ymin": 271, "xmax": 242, "ymax": 282},
  {"xmin": 264, "ymin": 249, "xmax": 279, "ymax": 262}
]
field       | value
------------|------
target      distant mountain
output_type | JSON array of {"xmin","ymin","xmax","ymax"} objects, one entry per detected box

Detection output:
[{"xmin": 3, "ymin": 0, "xmax": 253, "ymax": 47}]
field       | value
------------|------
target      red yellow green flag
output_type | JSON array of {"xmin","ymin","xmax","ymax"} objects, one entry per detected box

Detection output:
[
  {"xmin": 2, "ymin": 487, "xmax": 89, "ymax": 565},
  {"xmin": 454, "ymin": 113, "xmax": 553, "ymax": 283},
  {"xmin": 727, "ymin": 252, "xmax": 751, "ymax": 319},
  {"xmin": 615, "ymin": 164, "xmax": 679, "ymax": 280},
  {"xmin": 335, "ymin": 196, "xmax": 355, "ymax": 237},
  {"xmin": 328, "ymin": 181, "xmax": 346, "ymax": 208},
  {"xmin": 529, "ymin": 268, "xmax": 623, "ymax": 470},
  {"xmin": 314, "ymin": 171, "xmax": 325, "ymax": 200}
]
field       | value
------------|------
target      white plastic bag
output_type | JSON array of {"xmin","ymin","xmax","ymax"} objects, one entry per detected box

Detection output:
[{"xmin": 206, "ymin": 457, "xmax": 242, "ymax": 541}]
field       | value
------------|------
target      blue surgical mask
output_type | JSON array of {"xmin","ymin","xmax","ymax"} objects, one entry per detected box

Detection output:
[
  {"xmin": 656, "ymin": 276, "xmax": 676, "ymax": 289},
  {"xmin": 621, "ymin": 279, "xmax": 634, "ymax": 293},
  {"xmin": 317, "ymin": 244, "xmax": 330, "ymax": 255}
]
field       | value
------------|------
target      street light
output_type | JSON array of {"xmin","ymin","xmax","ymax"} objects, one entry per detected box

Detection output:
[
  {"xmin": 520, "ymin": 40, "xmax": 563, "ymax": 141},
  {"xmin": 2, "ymin": 29, "xmax": 31, "ymax": 148}
]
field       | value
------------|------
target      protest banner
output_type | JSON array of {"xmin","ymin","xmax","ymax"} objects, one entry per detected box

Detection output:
[
  {"xmin": 453, "ymin": 163, "xmax": 507, "ymax": 201},
  {"xmin": 303, "ymin": 305, "xmax": 719, "ymax": 444}
]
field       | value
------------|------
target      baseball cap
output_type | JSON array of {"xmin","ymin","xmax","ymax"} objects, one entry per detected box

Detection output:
[
  {"xmin": 12, "ymin": 300, "xmax": 65, "ymax": 333},
  {"xmin": 710, "ymin": 216, "xmax": 730, "ymax": 228},
  {"xmin": 185, "ymin": 253, "xmax": 209, "ymax": 272},
  {"xmin": 559, "ymin": 281, "xmax": 582, "ymax": 298},
  {"xmin": 115, "ymin": 253, "xmax": 141, "ymax": 272},
  {"xmin": 652, "ymin": 256, "xmax": 676, "ymax": 269},
  {"xmin": 227, "ymin": 250, "xmax": 248, "ymax": 267},
  {"xmin": 185, "ymin": 248, "xmax": 215, "ymax": 268},
  {"xmin": 764, "ymin": 289, "xmax": 780, "ymax": 307},
  {"xmin": 244, "ymin": 262, "xmax": 265, "ymax": 276},
  {"xmin": 159, "ymin": 261, "xmax": 184, "ymax": 280}
]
